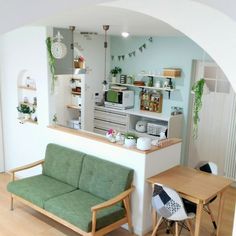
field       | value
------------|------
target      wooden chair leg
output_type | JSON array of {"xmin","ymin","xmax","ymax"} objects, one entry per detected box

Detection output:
[
  {"xmin": 151, "ymin": 216, "xmax": 163, "ymax": 236},
  {"xmin": 123, "ymin": 197, "xmax": 133, "ymax": 233},
  {"xmin": 206, "ymin": 204, "xmax": 217, "ymax": 229},
  {"xmin": 175, "ymin": 222, "xmax": 179, "ymax": 236},
  {"xmin": 10, "ymin": 195, "xmax": 14, "ymax": 211},
  {"xmin": 186, "ymin": 219, "xmax": 194, "ymax": 236}
]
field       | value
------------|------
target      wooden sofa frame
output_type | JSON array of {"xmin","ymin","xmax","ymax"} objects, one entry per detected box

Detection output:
[{"xmin": 9, "ymin": 159, "xmax": 134, "ymax": 236}]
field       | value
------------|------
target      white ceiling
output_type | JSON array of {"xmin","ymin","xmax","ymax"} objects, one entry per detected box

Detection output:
[{"xmin": 35, "ymin": 5, "xmax": 182, "ymax": 36}]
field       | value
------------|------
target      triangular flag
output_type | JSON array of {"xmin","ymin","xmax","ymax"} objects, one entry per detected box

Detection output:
[
  {"xmin": 139, "ymin": 46, "xmax": 143, "ymax": 52},
  {"xmin": 122, "ymin": 55, "xmax": 125, "ymax": 60},
  {"xmin": 129, "ymin": 53, "xmax": 132, "ymax": 57},
  {"xmin": 133, "ymin": 51, "xmax": 136, "ymax": 56},
  {"xmin": 143, "ymin": 44, "xmax": 146, "ymax": 49},
  {"xmin": 118, "ymin": 56, "xmax": 121, "ymax": 61},
  {"xmin": 111, "ymin": 55, "xmax": 114, "ymax": 60}
]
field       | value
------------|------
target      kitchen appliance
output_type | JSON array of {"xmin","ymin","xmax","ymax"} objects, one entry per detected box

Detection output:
[
  {"xmin": 104, "ymin": 90, "xmax": 134, "ymax": 109},
  {"xmin": 137, "ymin": 137, "xmax": 152, "ymax": 151},
  {"xmin": 135, "ymin": 120, "xmax": 147, "ymax": 133},
  {"xmin": 71, "ymin": 94, "xmax": 82, "ymax": 107},
  {"xmin": 147, "ymin": 123, "xmax": 167, "ymax": 136}
]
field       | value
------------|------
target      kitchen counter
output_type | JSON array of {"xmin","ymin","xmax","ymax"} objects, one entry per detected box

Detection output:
[{"xmin": 48, "ymin": 125, "xmax": 181, "ymax": 154}]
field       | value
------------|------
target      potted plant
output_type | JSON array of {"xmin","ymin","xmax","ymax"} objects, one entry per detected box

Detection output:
[
  {"xmin": 17, "ymin": 104, "xmax": 35, "ymax": 120},
  {"xmin": 46, "ymin": 37, "xmax": 57, "ymax": 93},
  {"xmin": 124, "ymin": 132, "xmax": 138, "ymax": 147},
  {"xmin": 191, "ymin": 78, "xmax": 205, "ymax": 139},
  {"xmin": 110, "ymin": 66, "xmax": 122, "ymax": 83}
]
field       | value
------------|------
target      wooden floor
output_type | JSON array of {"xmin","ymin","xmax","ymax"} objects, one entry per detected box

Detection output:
[{"xmin": 0, "ymin": 173, "xmax": 235, "ymax": 236}]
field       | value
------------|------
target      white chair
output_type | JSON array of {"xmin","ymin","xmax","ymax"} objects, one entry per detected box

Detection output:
[{"xmin": 152, "ymin": 183, "xmax": 195, "ymax": 236}]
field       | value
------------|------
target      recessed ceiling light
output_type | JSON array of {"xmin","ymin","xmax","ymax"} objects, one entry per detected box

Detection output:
[{"xmin": 121, "ymin": 32, "xmax": 129, "ymax": 38}]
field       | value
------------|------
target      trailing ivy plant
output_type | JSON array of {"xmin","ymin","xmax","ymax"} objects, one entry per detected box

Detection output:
[
  {"xmin": 46, "ymin": 37, "xmax": 56, "ymax": 93},
  {"xmin": 191, "ymin": 78, "xmax": 205, "ymax": 139}
]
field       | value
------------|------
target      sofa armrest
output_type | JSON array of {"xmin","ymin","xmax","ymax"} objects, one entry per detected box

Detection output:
[
  {"xmin": 91, "ymin": 186, "xmax": 134, "ymax": 234},
  {"xmin": 91, "ymin": 186, "xmax": 134, "ymax": 212},
  {"xmin": 9, "ymin": 159, "xmax": 44, "ymax": 181}
]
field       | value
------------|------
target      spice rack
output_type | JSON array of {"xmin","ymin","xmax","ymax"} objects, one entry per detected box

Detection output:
[{"xmin": 140, "ymin": 90, "xmax": 163, "ymax": 113}]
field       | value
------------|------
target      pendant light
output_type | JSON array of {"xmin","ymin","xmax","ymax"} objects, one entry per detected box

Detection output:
[
  {"xmin": 69, "ymin": 26, "xmax": 75, "ymax": 74},
  {"xmin": 102, "ymin": 25, "xmax": 109, "ymax": 90}
]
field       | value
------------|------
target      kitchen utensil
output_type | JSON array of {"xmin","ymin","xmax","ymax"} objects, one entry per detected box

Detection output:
[{"xmin": 135, "ymin": 120, "xmax": 147, "ymax": 133}]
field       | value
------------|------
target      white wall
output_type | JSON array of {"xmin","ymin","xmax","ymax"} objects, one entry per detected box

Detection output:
[{"xmin": 0, "ymin": 26, "xmax": 50, "ymax": 172}]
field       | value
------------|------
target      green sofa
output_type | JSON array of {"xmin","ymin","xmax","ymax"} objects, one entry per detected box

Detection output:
[{"xmin": 7, "ymin": 143, "xmax": 134, "ymax": 236}]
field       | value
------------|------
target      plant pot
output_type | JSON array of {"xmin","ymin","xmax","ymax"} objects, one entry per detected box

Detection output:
[
  {"xmin": 124, "ymin": 138, "xmax": 136, "ymax": 147},
  {"xmin": 23, "ymin": 114, "xmax": 30, "ymax": 120},
  {"xmin": 112, "ymin": 76, "xmax": 117, "ymax": 84}
]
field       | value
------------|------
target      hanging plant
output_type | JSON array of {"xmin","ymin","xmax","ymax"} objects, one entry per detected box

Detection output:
[
  {"xmin": 191, "ymin": 78, "xmax": 205, "ymax": 139},
  {"xmin": 46, "ymin": 37, "xmax": 57, "ymax": 93}
]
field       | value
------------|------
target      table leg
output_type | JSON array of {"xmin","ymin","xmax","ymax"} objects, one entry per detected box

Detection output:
[
  {"xmin": 152, "ymin": 207, "xmax": 157, "ymax": 230},
  {"xmin": 194, "ymin": 202, "xmax": 203, "ymax": 236},
  {"xmin": 216, "ymin": 192, "xmax": 225, "ymax": 236}
]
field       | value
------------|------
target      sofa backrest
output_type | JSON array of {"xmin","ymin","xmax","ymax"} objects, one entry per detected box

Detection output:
[
  {"xmin": 79, "ymin": 154, "xmax": 134, "ymax": 201},
  {"xmin": 43, "ymin": 144, "xmax": 85, "ymax": 188}
]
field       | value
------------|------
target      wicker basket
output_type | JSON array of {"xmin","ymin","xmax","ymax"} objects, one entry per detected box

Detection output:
[{"xmin": 163, "ymin": 68, "xmax": 181, "ymax": 77}]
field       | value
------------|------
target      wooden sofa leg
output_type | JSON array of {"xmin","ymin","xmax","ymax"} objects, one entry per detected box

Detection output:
[
  {"xmin": 123, "ymin": 197, "xmax": 133, "ymax": 233},
  {"xmin": 10, "ymin": 195, "xmax": 14, "ymax": 211}
]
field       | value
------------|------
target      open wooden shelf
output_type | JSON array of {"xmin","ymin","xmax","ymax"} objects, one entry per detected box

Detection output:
[
  {"xmin": 18, "ymin": 86, "xmax": 37, "ymax": 91},
  {"xmin": 138, "ymin": 73, "xmax": 180, "ymax": 79},
  {"xmin": 71, "ymin": 91, "xmax": 81, "ymax": 95},
  {"xmin": 66, "ymin": 105, "xmax": 81, "ymax": 110},
  {"xmin": 18, "ymin": 118, "xmax": 38, "ymax": 125},
  {"xmin": 110, "ymin": 82, "xmax": 176, "ymax": 92},
  {"xmin": 20, "ymin": 102, "xmax": 37, "ymax": 107}
]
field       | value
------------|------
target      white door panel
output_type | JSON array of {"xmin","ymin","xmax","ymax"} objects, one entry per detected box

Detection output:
[{"xmin": 188, "ymin": 61, "xmax": 233, "ymax": 175}]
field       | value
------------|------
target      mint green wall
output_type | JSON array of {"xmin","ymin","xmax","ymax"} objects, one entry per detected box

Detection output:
[{"xmin": 110, "ymin": 36, "xmax": 212, "ymax": 163}]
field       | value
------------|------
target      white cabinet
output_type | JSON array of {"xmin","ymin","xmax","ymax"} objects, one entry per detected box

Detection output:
[
  {"xmin": 54, "ymin": 72, "xmax": 94, "ymax": 132},
  {"xmin": 94, "ymin": 106, "xmax": 128, "ymax": 135},
  {"xmin": 127, "ymin": 110, "xmax": 183, "ymax": 139},
  {"xmin": 66, "ymin": 73, "xmax": 94, "ymax": 131},
  {"xmin": 93, "ymin": 106, "xmax": 183, "ymax": 139}
]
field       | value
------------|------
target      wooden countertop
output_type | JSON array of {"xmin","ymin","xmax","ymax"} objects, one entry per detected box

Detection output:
[{"xmin": 48, "ymin": 125, "xmax": 182, "ymax": 154}]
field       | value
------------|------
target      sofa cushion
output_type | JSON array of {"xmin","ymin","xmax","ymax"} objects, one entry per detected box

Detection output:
[
  {"xmin": 44, "ymin": 190, "xmax": 125, "ymax": 232},
  {"xmin": 43, "ymin": 143, "xmax": 85, "ymax": 188},
  {"xmin": 79, "ymin": 155, "xmax": 134, "ymax": 201},
  {"xmin": 7, "ymin": 175, "xmax": 76, "ymax": 208}
]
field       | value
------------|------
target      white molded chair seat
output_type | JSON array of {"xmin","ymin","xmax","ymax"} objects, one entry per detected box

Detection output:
[{"xmin": 152, "ymin": 183, "xmax": 195, "ymax": 236}]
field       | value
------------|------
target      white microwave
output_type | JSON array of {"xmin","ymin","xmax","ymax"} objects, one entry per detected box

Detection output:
[{"xmin": 104, "ymin": 90, "xmax": 134, "ymax": 109}]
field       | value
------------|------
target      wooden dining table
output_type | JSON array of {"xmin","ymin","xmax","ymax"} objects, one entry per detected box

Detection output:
[{"xmin": 146, "ymin": 165, "xmax": 233, "ymax": 236}]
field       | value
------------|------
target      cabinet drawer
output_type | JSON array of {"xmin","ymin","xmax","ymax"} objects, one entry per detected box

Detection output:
[
  {"xmin": 94, "ymin": 128, "xmax": 107, "ymax": 135},
  {"xmin": 94, "ymin": 110, "xmax": 127, "ymax": 125},
  {"xmin": 94, "ymin": 119, "xmax": 127, "ymax": 133}
]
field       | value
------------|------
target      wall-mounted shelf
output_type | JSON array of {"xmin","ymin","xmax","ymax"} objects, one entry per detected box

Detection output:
[
  {"xmin": 18, "ymin": 86, "xmax": 37, "ymax": 91},
  {"xmin": 20, "ymin": 102, "xmax": 37, "ymax": 107},
  {"xmin": 110, "ymin": 82, "xmax": 176, "ymax": 92},
  {"xmin": 137, "ymin": 73, "xmax": 181, "ymax": 99},
  {"xmin": 66, "ymin": 105, "xmax": 81, "ymax": 110},
  {"xmin": 71, "ymin": 91, "xmax": 81, "ymax": 95},
  {"xmin": 138, "ymin": 73, "xmax": 180, "ymax": 79},
  {"xmin": 17, "ymin": 118, "xmax": 38, "ymax": 125},
  {"xmin": 17, "ymin": 71, "xmax": 38, "ymax": 124}
]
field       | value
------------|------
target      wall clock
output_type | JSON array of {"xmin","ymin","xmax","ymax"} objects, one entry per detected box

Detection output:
[{"xmin": 51, "ymin": 31, "xmax": 67, "ymax": 59}]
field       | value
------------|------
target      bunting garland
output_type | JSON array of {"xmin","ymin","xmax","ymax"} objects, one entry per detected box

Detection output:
[{"xmin": 111, "ymin": 37, "xmax": 153, "ymax": 61}]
